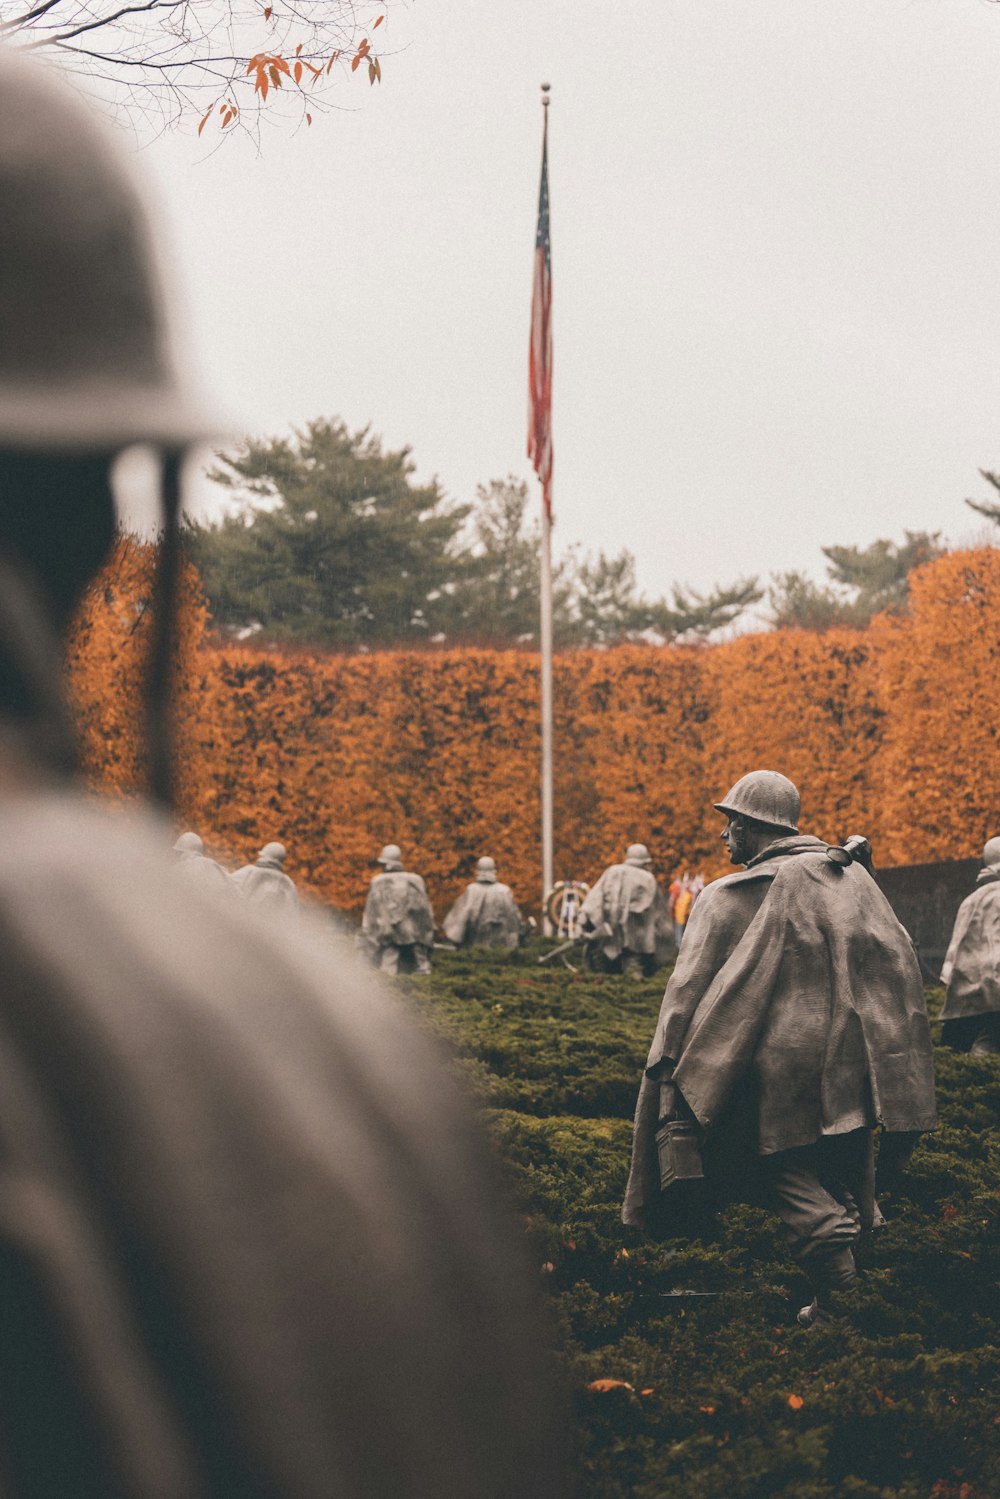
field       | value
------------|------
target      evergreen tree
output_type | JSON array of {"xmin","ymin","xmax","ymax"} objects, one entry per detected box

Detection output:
[
  {"xmin": 769, "ymin": 530, "xmax": 945, "ymax": 629},
  {"xmin": 965, "ymin": 469, "xmax": 1000, "ymax": 528},
  {"xmin": 187, "ymin": 419, "xmax": 471, "ymax": 646}
]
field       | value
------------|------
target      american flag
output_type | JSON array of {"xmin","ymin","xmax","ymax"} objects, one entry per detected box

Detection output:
[{"xmin": 528, "ymin": 112, "xmax": 553, "ymax": 523}]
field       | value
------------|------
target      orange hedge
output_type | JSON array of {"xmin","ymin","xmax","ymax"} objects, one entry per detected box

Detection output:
[{"xmin": 66, "ymin": 545, "xmax": 1000, "ymax": 917}]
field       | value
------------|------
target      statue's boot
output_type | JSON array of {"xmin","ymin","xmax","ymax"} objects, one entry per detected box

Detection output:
[{"xmin": 796, "ymin": 1245, "xmax": 858, "ymax": 1328}]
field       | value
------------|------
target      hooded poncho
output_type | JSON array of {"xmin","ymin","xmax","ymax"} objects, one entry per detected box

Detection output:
[
  {"xmin": 579, "ymin": 862, "xmax": 672, "ymax": 962},
  {"xmin": 0, "ymin": 791, "xmax": 565, "ymax": 1499},
  {"xmin": 939, "ymin": 865, "xmax": 1000, "ymax": 1023},
  {"xmin": 362, "ymin": 870, "xmax": 435, "ymax": 950},
  {"xmin": 231, "ymin": 855, "xmax": 299, "ymax": 912},
  {"xmin": 623, "ymin": 835, "xmax": 937, "ymax": 1229},
  {"xmin": 442, "ymin": 881, "xmax": 524, "ymax": 950}
]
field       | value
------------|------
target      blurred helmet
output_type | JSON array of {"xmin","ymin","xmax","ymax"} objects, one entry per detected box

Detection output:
[
  {"xmin": 0, "ymin": 47, "xmax": 216, "ymax": 453},
  {"xmin": 625, "ymin": 843, "xmax": 652, "ymax": 866},
  {"xmin": 983, "ymin": 836, "xmax": 1000, "ymax": 867},
  {"xmin": 475, "ymin": 856, "xmax": 497, "ymax": 882},
  {"xmin": 714, "ymin": 771, "xmax": 800, "ymax": 832},
  {"xmin": 173, "ymin": 832, "xmax": 204, "ymax": 855},
  {"xmin": 260, "ymin": 842, "xmax": 287, "ymax": 865},
  {"xmin": 377, "ymin": 844, "xmax": 403, "ymax": 867}
]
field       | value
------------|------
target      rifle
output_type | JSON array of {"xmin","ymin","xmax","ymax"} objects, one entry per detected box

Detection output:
[
  {"xmin": 536, "ymin": 922, "xmax": 611, "ymax": 967},
  {"xmin": 537, "ymin": 931, "xmax": 591, "ymax": 966}
]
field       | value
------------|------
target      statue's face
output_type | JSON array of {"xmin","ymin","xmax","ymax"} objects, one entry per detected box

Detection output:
[{"xmin": 720, "ymin": 815, "xmax": 749, "ymax": 866}]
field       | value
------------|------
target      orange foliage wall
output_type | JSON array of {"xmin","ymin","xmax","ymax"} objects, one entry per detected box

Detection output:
[{"xmin": 66, "ymin": 545, "xmax": 1000, "ymax": 916}]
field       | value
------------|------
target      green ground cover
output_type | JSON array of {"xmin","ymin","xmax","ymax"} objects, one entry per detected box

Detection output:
[{"xmin": 408, "ymin": 946, "xmax": 1000, "ymax": 1499}]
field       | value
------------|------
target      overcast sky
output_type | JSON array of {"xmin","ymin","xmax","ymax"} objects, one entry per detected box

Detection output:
[{"xmin": 127, "ymin": 0, "xmax": 1000, "ymax": 602}]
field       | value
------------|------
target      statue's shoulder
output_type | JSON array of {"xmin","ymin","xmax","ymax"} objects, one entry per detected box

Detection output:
[{"xmin": 700, "ymin": 864, "xmax": 776, "ymax": 901}]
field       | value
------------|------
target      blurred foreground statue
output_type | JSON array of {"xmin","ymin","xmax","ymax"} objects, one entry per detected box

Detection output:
[
  {"xmin": 622, "ymin": 771, "xmax": 937, "ymax": 1327},
  {"xmin": 443, "ymin": 857, "xmax": 526, "ymax": 950},
  {"xmin": 0, "ymin": 49, "xmax": 566, "ymax": 1499},
  {"xmin": 579, "ymin": 843, "xmax": 673, "ymax": 976},
  {"xmin": 360, "ymin": 844, "xmax": 436, "ymax": 974},
  {"xmin": 939, "ymin": 836, "xmax": 1000, "ymax": 1055},
  {"xmin": 172, "ymin": 831, "xmax": 229, "ymax": 892},
  {"xmin": 232, "ymin": 840, "xmax": 299, "ymax": 913}
]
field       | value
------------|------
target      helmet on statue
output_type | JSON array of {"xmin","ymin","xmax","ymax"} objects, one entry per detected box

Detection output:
[
  {"xmin": 0, "ymin": 46, "xmax": 212, "ymax": 454},
  {"xmin": 713, "ymin": 770, "xmax": 800, "ymax": 832}
]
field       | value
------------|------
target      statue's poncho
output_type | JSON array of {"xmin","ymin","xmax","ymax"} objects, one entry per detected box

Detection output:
[
  {"xmin": 579, "ymin": 862, "xmax": 671, "ymax": 961},
  {"xmin": 623, "ymin": 836, "xmax": 937, "ymax": 1229},
  {"xmin": 232, "ymin": 857, "xmax": 299, "ymax": 912},
  {"xmin": 175, "ymin": 848, "xmax": 230, "ymax": 893},
  {"xmin": 362, "ymin": 870, "xmax": 435, "ymax": 949},
  {"xmin": 939, "ymin": 866, "xmax": 1000, "ymax": 1022},
  {"xmin": 0, "ymin": 792, "xmax": 564, "ymax": 1499},
  {"xmin": 443, "ymin": 882, "xmax": 523, "ymax": 949}
]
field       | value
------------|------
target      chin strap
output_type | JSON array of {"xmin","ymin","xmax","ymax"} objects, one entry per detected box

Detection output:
[{"xmin": 146, "ymin": 449, "xmax": 182, "ymax": 810}]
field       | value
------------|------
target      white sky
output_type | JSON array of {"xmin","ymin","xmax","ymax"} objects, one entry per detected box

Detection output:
[{"xmin": 125, "ymin": 0, "xmax": 1000, "ymax": 600}]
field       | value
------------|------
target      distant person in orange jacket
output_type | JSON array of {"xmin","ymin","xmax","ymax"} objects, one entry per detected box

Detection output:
[{"xmin": 673, "ymin": 875, "xmax": 693, "ymax": 947}]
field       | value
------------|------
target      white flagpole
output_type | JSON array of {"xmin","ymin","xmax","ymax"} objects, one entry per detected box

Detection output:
[
  {"xmin": 540, "ymin": 471, "xmax": 554, "ymax": 932},
  {"xmin": 539, "ymin": 82, "xmax": 554, "ymax": 933}
]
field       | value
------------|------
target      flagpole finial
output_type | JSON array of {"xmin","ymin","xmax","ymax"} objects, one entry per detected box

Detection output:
[{"xmin": 541, "ymin": 81, "xmax": 550, "ymax": 108}]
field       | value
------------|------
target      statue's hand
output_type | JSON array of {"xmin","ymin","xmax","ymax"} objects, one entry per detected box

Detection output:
[{"xmin": 657, "ymin": 1079, "xmax": 676, "ymax": 1122}]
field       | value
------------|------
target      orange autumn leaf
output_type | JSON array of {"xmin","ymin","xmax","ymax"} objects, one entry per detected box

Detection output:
[
  {"xmin": 587, "ymin": 1380, "xmax": 634, "ymax": 1394},
  {"xmin": 787, "ymin": 1394, "xmax": 804, "ymax": 1410}
]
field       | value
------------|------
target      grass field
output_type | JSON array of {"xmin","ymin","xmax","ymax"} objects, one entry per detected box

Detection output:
[{"xmin": 405, "ymin": 944, "xmax": 1000, "ymax": 1499}]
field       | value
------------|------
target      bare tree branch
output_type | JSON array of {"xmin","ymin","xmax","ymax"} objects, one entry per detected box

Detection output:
[{"xmin": 0, "ymin": 0, "xmax": 393, "ymax": 136}]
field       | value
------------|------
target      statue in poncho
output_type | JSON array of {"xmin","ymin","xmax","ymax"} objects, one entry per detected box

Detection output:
[
  {"xmin": 622, "ymin": 771, "xmax": 937, "ymax": 1327},
  {"xmin": 232, "ymin": 840, "xmax": 299, "ymax": 913},
  {"xmin": 173, "ymin": 830, "xmax": 230, "ymax": 892},
  {"xmin": 579, "ymin": 843, "xmax": 673, "ymax": 976},
  {"xmin": 362, "ymin": 844, "xmax": 436, "ymax": 974},
  {"xmin": 443, "ymin": 857, "xmax": 526, "ymax": 950},
  {"xmin": 0, "ymin": 50, "xmax": 567, "ymax": 1499},
  {"xmin": 939, "ymin": 836, "xmax": 1000, "ymax": 1054}
]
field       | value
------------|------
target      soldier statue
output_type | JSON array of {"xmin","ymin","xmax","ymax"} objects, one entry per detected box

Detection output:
[
  {"xmin": 172, "ymin": 830, "xmax": 230, "ymax": 891},
  {"xmin": 623, "ymin": 771, "xmax": 937, "ymax": 1327},
  {"xmin": 0, "ymin": 48, "xmax": 566, "ymax": 1499},
  {"xmin": 443, "ymin": 857, "xmax": 526, "ymax": 950},
  {"xmin": 232, "ymin": 840, "xmax": 299, "ymax": 913},
  {"xmin": 361, "ymin": 844, "xmax": 436, "ymax": 974},
  {"xmin": 939, "ymin": 835, "xmax": 1000, "ymax": 1054},
  {"xmin": 579, "ymin": 843, "xmax": 673, "ymax": 976}
]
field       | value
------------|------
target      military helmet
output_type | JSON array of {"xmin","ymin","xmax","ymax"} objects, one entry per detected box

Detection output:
[
  {"xmin": 714, "ymin": 771, "xmax": 800, "ymax": 832},
  {"xmin": 173, "ymin": 832, "xmax": 204, "ymax": 855},
  {"xmin": 0, "ymin": 47, "xmax": 216, "ymax": 453},
  {"xmin": 260, "ymin": 841, "xmax": 287, "ymax": 864},
  {"xmin": 625, "ymin": 843, "xmax": 652, "ymax": 866},
  {"xmin": 984, "ymin": 836, "xmax": 1000, "ymax": 867},
  {"xmin": 377, "ymin": 844, "xmax": 403, "ymax": 866},
  {"xmin": 475, "ymin": 856, "xmax": 497, "ymax": 881}
]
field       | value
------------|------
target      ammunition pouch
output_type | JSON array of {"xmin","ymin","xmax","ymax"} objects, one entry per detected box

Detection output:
[{"xmin": 655, "ymin": 1117, "xmax": 705, "ymax": 1193}]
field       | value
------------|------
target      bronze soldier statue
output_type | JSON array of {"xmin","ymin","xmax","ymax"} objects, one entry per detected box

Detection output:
[
  {"xmin": 579, "ymin": 843, "xmax": 673, "ymax": 977},
  {"xmin": 623, "ymin": 771, "xmax": 937, "ymax": 1326},
  {"xmin": 360, "ymin": 844, "xmax": 436, "ymax": 974},
  {"xmin": 173, "ymin": 830, "xmax": 230, "ymax": 892},
  {"xmin": 939, "ymin": 835, "xmax": 1000, "ymax": 1054},
  {"xmin": 232, "ymin": 840, "xmax": 300, "ymax": 913},
  {"xmin": 0, "ymin": 47, "xmax": 566, "ymax": 1499},
  {"xmin": 443, "ymin": 857, "xmax": 526, "ymax": 950}
]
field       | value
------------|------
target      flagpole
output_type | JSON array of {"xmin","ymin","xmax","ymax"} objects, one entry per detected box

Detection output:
[
  {"xmin": 538, "ymin": 82, "xmax": 554, "ymax": 933},
  {"xmin": 540, "ymin": 471, "xmax": 554, "ymax": 933}
]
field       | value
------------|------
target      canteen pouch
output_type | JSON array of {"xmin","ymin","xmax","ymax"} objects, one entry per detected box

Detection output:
[{"xmin": 655, "ymin": 1117, "xmax": 704, "ymax": 1192}]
